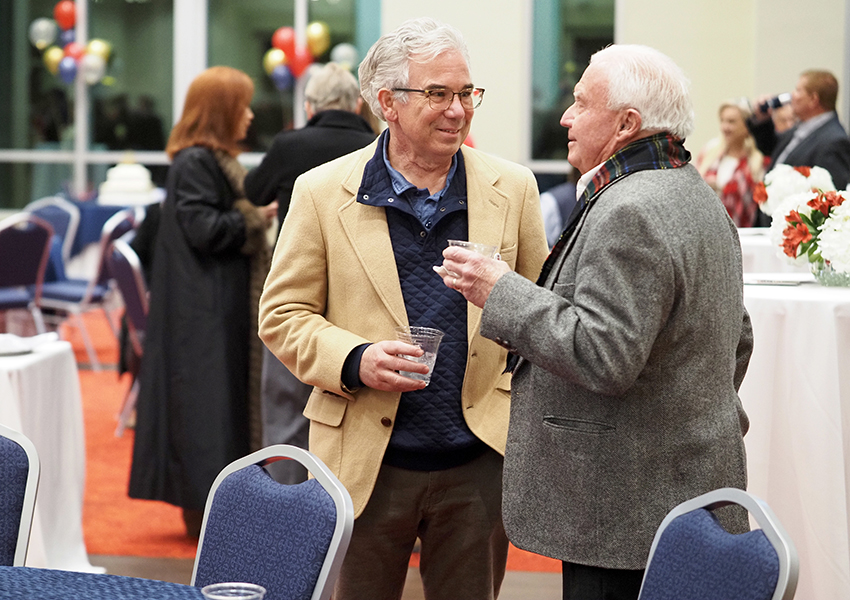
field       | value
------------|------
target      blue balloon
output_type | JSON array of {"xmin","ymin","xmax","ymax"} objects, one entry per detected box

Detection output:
[
  {"xmin": 59, "ymin": 28, "xmax": 75, "ymax": 47},
  {"xmin": 58, "ymin": 56, "xmax": 77, "ymax": 84},
  {"xmin": 270, "ymin": 64, "xmax": 294, "ymax": 91}
]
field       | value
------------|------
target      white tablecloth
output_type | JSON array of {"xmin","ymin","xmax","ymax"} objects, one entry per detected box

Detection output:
[
  {"xmin": 739, "ymin": 282, "xmax": 850, "ymax": 599},
  {"xmin": 738, "ymin": 228, "xmax": 810, "ymax": 274},
  {"xmin": 0, "ymin": 341, "xmax": 98, "ymax": 572}
]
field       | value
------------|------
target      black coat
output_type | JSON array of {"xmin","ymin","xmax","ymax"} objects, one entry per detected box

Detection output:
[
  {"xmin": 245, "ymin": 109, "xmax": 376, "ymax": 226},
  {"xmin": 129, "ymin": 146, "xmax": 252, "ymax": 510}
]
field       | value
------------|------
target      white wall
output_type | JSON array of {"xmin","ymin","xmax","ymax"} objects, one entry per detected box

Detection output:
[
  {"xmin": 381, "ymin": 1, "xmax": 529, "ymax": 163},
  {"xmin": 380, "ymin": 0, "xmax": 848, "ymax": 167}
]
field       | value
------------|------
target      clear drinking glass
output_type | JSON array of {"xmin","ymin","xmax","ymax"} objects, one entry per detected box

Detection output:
[
  {"xmin": 201, "ymin": 582, "xmax": 267, "ymax": 600},
  {"xmin": 394, "ymin": 326, "xmax": 445, "ymax": 386}
]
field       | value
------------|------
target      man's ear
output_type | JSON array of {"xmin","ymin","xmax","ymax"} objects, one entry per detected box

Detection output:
[
  {"xmin": 617, "ymin": 108, "xmax": 642, "ymax": 140},
  {"xmin": 378, "ymin": 88, "xmax": 397, "ymax": 123}
]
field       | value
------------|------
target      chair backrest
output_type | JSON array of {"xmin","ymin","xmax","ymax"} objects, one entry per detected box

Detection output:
[
  {"xmin": 0, "ymin": 213, "xmax": 54, "ymax": 303},
  {"xmin": 24, "ymin": 196, "xmax": 80, "ymax": 264},
  {"xmin": 191, "ymin": 445, "xmax": 354, "ymax": 600},
  {"xmin": 107, "ymin": 238, "xmax": 148, "ymax": 356},
  {"xmin": 77, "ymin": 208, "xmax": 137, "ymax": 302},
  {"xmin": 638, "ymin": 487, "xmax": 798, "ymax": 600},
  {"xmin": 0, "ymin": 423, "xmax": 40, "ymax": 567}
]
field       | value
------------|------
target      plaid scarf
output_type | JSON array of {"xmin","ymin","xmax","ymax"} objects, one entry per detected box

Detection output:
[{"xmin": 537, "ymin": 133, "xmax": 691, "ymax": 285}]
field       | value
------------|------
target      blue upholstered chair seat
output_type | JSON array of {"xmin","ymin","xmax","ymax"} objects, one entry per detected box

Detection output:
[
  {"xmin": 41, "ymin": 280, "xmax": 109, "ymax": 303},
  {"xmin": 639, "ymin": 509, "xmax": 779, "ymax": 600},
  {"xmin": 0, "ymin": 437, "xmax": 29, "ymax": 566},
  {"xmin": 0, "ymin": 288, "xmax": 33, "ymax": 310}
]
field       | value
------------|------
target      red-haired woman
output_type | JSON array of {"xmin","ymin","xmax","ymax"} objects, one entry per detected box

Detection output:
[{"xmin": 128, "ymin": 66, "xmax": 276, "ymax": 537}]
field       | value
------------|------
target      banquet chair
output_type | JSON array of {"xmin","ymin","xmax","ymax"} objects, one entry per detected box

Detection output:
[
  {"xmin": 638, "ymin": 487, "xmax": 798, "ymax": 600},
  {"xmin": 0, "ymin": 423, "xmax": 40, "ymax": 567},
  {"xmin": 0, "ymin": 213, "xmax": 53, "ymax": 335},
  {"xmin": 24, "ymin": 196, "xmax": 80, "ymax": 266},
  {"xmin": 191, "ymin": 445, "xmax": 354, "ymax": 600},
  {"xmin": 40, "ymin": 208, "xmax": 137, "ymax": 370},
  {"xmin": 107, "ymin": 238, "xmax": 148, "ymax": 437}
]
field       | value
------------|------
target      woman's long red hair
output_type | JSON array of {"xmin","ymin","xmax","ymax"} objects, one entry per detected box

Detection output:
[{"xmin": 166, "ymin": 66, "xmax": 254, "ymax": 159}]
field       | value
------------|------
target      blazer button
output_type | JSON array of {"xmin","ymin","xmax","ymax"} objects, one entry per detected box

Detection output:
[{"xmin": 381, "ymin": 417, "xmax": 392, "ymax": 427}]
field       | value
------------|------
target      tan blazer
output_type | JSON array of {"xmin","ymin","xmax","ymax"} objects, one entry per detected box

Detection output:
[{"xmin": 258, "ymin": 139, "xmax": 548, "ymax": 516}]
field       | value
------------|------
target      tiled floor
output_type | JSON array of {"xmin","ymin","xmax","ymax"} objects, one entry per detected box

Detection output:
[{"xmin": 88, "ymin": 555, "xmax": 562, "ymax": 599}]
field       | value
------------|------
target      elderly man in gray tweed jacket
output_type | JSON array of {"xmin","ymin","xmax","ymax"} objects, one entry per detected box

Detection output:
[{"xmin": 436, "ymin": 44, "xmax": 753, "ymax": 600}]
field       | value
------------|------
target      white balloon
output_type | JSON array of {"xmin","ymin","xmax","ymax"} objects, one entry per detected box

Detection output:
[
  {"xmin": 29, "ymin": 18, "xmax": 58, "ymax": 50},
  {"xmin": 81, "ymin": 53, "xmax": 107, "ymax": 85},
  {"xmin": 330, "ymin": 43, "xmax": 358, "ymax": 70}
]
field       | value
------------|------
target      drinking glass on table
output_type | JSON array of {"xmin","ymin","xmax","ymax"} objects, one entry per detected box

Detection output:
[
  {"xmin": 394, "ymin": 326, "xmax": 445, "ymax": 386},
  {"xmin": 201, "ymin": 582, "xmax": 266, "ymax": 600}
]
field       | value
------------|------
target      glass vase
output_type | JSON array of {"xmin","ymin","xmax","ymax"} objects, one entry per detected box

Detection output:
[{"xmin": 811, "ymin": 261, "xmax": 850, "ymax": 287}]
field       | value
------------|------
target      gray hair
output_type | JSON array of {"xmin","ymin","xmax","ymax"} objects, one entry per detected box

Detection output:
[
  {"xmin": 358, "ymin": 17, "xmax": 470, "ymax": 122},
  {"xmin": 304, "ymin": 63, "xmax": 361, "ymax": 112},
  {"xmin": 590, "ymin": 44, "xmax": 695, "ymax": 139}
]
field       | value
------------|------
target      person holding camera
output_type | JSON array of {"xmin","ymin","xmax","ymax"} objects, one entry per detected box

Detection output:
[{"xmin": 747, "ymin": 70, "xmax": 850, "ymax": 224}]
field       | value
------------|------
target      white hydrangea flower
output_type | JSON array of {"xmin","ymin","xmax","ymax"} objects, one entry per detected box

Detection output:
[
  {"xmin": 761, "ymin": 164, "xmax": 836, "ymax": 215},
  {"xmin": 818, "ymin": 200, "xmax": 850, "ymax": 273}
]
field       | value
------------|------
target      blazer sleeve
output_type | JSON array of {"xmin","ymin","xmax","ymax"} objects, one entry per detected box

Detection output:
[
  {"xmin": 483, "ymin": 199, "xmax": 677, "ymax": 396},
  {"xmin": 258, "ymin": 172, "xmax": 370, "ymax": 397}
]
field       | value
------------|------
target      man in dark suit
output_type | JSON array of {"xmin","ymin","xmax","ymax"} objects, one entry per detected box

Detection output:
[
  {"xmin": 245, "ymin": 62, "xmax": 376, "ymax": 484},
  {"xmin": 748, "ymin": 70, "xmax": 850, "ymax": 224},
  {"xmin": 246, "ymin": 62, "xmax": 377, "ymax": 228},
  {"xmin": 436, "ymin": 44, "xmax": 752, "ymax": 600}
]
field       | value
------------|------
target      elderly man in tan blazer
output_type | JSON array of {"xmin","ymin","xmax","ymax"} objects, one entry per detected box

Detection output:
[{"xmin": 258, "ymin": 17, "xmax": 548, "ymax": 600}]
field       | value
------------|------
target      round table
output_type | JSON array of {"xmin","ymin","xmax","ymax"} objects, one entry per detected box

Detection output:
[{"xmin": 739, "ymin": 281, "xmax": 850, "ymax": 600}]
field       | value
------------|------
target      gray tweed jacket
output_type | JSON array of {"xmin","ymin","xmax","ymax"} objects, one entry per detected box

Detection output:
[{"xmin": 481, "ymin": 163, "xmax": 753, "ymax": 569}]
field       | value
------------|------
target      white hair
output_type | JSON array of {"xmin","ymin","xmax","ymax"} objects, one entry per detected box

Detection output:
[
  {"xmin": 304, "ymin": 63, "xmax": 361, "ymax": 112},
  {"xmin": 590, "ymin": 44, "xmax": 695, "ymax": 139},
  {"xmin": 358, "ymin": 17, "xmax": 470, "ymax": 122}
]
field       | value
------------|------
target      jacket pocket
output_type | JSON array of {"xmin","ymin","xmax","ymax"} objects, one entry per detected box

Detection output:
[
  {"xmin": 543, "ymin": 416, "xmax": 615, "ymax": 434},
  {"xmin": 303, "ymin": 388, "xmax": 348, "ymax": 427}
]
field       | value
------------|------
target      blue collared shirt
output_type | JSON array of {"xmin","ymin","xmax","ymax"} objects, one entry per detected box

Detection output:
[{"xmin": 381, "ymin": 132, "xmax": 458, "ymax": 229}]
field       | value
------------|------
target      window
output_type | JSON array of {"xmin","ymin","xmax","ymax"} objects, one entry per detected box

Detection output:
[{"xmin": 530, "ymin": 0, "xmax": 614, "ymax": 175}]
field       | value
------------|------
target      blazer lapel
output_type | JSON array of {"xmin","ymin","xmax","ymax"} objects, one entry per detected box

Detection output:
[
  {"xmin": 337, "ymin": 149, "xmax": 408, "ymax": 326},
  {"xmin": 464, "ymin": 150, "xmax": 510, "ymax": 344}
]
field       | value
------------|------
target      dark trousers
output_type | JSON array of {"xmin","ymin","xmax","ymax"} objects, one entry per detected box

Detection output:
[{"xmin": 562, "ymin": 562, "xmax": 645, "ymax": 600}]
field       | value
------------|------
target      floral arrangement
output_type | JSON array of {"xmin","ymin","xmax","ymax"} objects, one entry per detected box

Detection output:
[
  {"xmin": 753, "ymin": 163, "xmax": 835, "ymax": 216},
  {"xmin": 757, "ymin": 165, "xmax": 850, "ymax": 281}
]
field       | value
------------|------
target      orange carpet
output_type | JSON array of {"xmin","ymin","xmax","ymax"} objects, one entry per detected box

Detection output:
[{"xmin": 71, "ymin": 311, "xmax": 559, "ymax": 571}]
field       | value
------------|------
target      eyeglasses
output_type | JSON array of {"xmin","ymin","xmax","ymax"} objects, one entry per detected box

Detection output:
[{"xmin": 392, "ymin": 87, "xmax": 485, "ymax": 111}]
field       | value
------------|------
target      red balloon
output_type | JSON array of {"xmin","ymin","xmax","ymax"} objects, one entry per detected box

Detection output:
[
  {"xmin": 64, "ymin": 41, "xmax": 84, "ymax": 61},
  {"xmin": 288, "ymin": 45, "xmax": 313, "ymax": 78},
  {"xmin": 54, "ymin": 0, "xmax": 76, "ymax": 30},
  {"xmin": 271, "ymin": 27, "xmax": 296, "ymax": 57}
]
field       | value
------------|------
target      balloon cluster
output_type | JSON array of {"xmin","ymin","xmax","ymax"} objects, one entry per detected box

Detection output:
[
  {"xmin": 29, "ymin": 1, "xmax": 113, "ymax": 86},
  {"xmin": 262, "ymin": 21, "xmax": 359, "ymax": 91}
]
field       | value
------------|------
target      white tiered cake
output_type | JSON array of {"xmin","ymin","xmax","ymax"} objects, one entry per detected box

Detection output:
[{"xmin": 98, "ymin": 163, "xmax": 159, "ymax": 206}]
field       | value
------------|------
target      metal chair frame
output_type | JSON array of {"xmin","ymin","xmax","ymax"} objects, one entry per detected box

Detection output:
[
  {"xmin": 639, "ymin": 487, "xmax": 799, "ymax": 600},
  {"xmin": 107, "ymin": 238, "xmax": 148, "ymax": 436},
  {"xmin": 40, "ymin": 208, "xmax": 136, "ymax": 370},
  {"xmin": 24, "ymin": 196, "xmax": 81, "ymax": 266},
  {"xmin": 191, "ymin": 445, "xmax": 354, "ymax": 600},
  {"xmin": 0, "ymin": 213, "xmax": 53, "ymax": 335},
  {"xmin": 0, "ymin": 423, "xmax": 40, "ymax": 567}
]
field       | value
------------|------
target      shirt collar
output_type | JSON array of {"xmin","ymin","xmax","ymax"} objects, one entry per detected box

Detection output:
[
  {"xmin": 381, "ymin": 131, "xmax": 458, "ymax": 200},
  {"xmin": 795, "ymin": 111, "xmax": 834, "ymax": 139}
]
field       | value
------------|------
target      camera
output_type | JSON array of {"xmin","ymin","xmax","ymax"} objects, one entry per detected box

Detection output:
[{"xmin": 758, "ymin": 93, "xmax": 791, "ymax": 113}]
